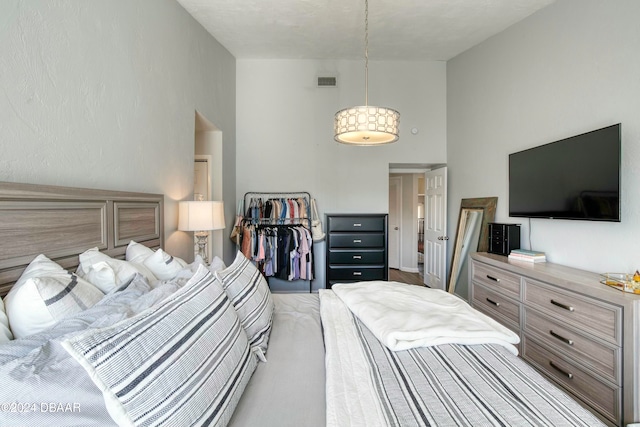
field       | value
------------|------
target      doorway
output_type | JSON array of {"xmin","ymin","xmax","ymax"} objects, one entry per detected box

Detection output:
[{"xmin": 388, "ymin": 164, "xmax": 447, "ymax": 289}]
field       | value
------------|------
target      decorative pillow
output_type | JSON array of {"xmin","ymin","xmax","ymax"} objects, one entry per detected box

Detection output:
[
  {"xmin": 0, "ymin": 298, "xmax": 13, "ymax": 343},
  {"xmin": 125, "ymin": 240, "xmax": 155, "ymax": 264},
  {"xmin": 142, "ymin": 248, "xmax": 188, "ymax": 280},
  {"xmin": 215, "ymin": 251, "xmax": 274, "ymax": 359},
  {"xmin": 63, "ymin": 265, "xmax": 257, "ymax": 427},
  {"xmin": 4, "ymin": 254, "xmax": 104, "ymax": 339},
  {"xmin": 77, "ymin": 247, "xmax": 157, "ymax": 293}
]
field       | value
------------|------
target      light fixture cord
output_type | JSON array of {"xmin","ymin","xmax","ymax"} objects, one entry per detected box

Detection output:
[{"xmin": 364, "ymin": 0, "xmax": 369, "ymax": 106}]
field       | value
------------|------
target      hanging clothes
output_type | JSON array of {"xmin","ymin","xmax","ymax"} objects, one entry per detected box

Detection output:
[
  {"xmin": 240, "ymin": 223, "xmax": 313, "ymax": 282},
  {"xmin": 240, "ymin": 193, "xmax": 315, "ymax": 290}
]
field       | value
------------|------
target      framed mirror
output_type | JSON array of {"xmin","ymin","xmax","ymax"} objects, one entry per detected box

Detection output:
[{"xmin": 447, "ymin": 197, "xmax": 498, "ymax": 298}]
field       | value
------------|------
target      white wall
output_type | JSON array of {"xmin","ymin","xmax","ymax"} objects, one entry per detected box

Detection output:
[
  {"xmin": 237, "ymin": 59, "xmax": 446, "ymax": 211},
  {"xmin": 447, "ymin": 0, "xmax": 640, "ymax": 274},
  {"xmin": 0, "ymin": 0, "xmax": 237, "ymax": 262},
  {"xmin": 237, "ymin": 59, "xmax": 446, "ymax": 288}
]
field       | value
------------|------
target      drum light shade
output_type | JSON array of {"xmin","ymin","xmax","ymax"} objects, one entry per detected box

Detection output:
[
  {"xmin": 333, "ymin": 0, "xmax": 400, "ymax": 146},
  {"xmin": 334, "ymin": 106, "xmax": 400, "ymax": 145}
]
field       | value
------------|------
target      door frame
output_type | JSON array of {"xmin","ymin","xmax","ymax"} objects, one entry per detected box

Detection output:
[
  {"xmin": 388, "ymin": 176, "xmax": 402, "ymax": 270},
  {"xmin": 388, "ymin": 168, "xmax": 430, "ymax": 274}
]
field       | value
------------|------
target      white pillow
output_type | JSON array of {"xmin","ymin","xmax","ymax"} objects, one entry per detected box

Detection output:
[
  {"xmin": 5, "ymin": 255, "xmax": 104, "ymax": 339},
  {"xmin": 143, "ymin": 248, "xmax": 188, "ymax": 280},
  {"xmin": 77, "ymin": 247, "xmax": 157, "ymax": 293},
  {"xmin": 0, "ymin": 298, "xmax": 13, "ymax": 343},
  {"xmin": 125, "ymin": 240, "xmax": 155, "ymax": 264},
  {"xmin": 209, "ymin": 256, "xmax": 227, "ymax": 273}
]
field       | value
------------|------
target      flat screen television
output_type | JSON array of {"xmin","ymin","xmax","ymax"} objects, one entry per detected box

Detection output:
[{"xmin": 509, "ymin": 123, "xmax": 621, "ymax": 221}]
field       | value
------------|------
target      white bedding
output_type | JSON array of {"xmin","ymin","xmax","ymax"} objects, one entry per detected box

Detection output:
[
  {"xmin": 320, "ymin": 288, "xmax": 388, "ymax": 427},
  {"xmin": 332, "ymin": 281, "xmax": 520, "ymax": 354}
]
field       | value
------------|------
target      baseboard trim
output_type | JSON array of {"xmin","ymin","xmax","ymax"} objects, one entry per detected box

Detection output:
[{"xmin": 400, "ymin": 267, "xmax": 420, "ymax": 273}]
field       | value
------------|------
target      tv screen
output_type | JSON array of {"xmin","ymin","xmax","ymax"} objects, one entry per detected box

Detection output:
[{"xmin": 509, "ymin": 124, "xmax": 621, "ymax": 221}]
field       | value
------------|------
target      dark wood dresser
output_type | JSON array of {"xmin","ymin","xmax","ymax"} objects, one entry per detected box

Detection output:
[{"xmin": 325, "ymin": 214, "xmax": 388, "ymax": 288}]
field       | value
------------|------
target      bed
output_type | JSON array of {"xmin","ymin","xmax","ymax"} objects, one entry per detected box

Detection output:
[{"xmin": 0, "ymin": 182, "xmax": 608, "ymax": 427}]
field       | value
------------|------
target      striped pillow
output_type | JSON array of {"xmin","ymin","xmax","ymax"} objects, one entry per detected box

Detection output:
[
  {"xmin": 5, "ymin": 254, "xmax": 104, "ymax": 338},
  {"xmin": 63, "ymin": 265, "xmax": 256, "ymax": 427},
  {"xmin": 215, "ymin": 251, "xmax": 274, "ymax": 358}
]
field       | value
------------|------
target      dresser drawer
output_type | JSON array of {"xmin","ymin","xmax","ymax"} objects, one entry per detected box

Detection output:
[
  {"xmin": 472, "ymin": 262, "xmax": 521, "ymax": 299},
  {"xmin": 472, "ymin": 283, "xmax": 520, "ymax": 329},
  {"xmin": 522, "ymin": 335, "xmax": 620, "ymax": 424},
  {"xmin": 328, "ymin": 249, "xmax": 386, "ymax": 265},
  {"xmin": 523, "ymin": 307, "xmax": 620, "ymax": 385},
  {"xmin": 327, "ymin": 266, "xmax": 386, "ymax": 281},
  {"xmin": 523, "ymin": 278, "xmax": 621, "ymax": 345},
  {"xmin": 328, "ymin": 216, "xmax": 385, "ymax": 232},
  {"xmin": 328, "ymin": 233, "xmax": 385, "ymax": 248}
]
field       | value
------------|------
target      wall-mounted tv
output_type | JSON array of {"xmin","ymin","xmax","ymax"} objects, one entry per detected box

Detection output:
[{"xmin": 509, "ymin": 123, "xmax": 621, "ymax": 222}]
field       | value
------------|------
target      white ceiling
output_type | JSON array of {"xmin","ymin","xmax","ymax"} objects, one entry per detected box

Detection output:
[{"xmin": 177, "ymin": 0, "xmax": 555, "ymax": 61}]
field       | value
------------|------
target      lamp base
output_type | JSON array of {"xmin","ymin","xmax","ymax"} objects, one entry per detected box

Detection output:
[{"xmin": 195, "ymin": 231, "xmax": 209, "ymax": 265}]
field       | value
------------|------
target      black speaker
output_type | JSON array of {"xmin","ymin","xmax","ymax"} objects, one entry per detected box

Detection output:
[{"xmin": 488, "ymin": 223, "xmax": 521, "ymax": 256}]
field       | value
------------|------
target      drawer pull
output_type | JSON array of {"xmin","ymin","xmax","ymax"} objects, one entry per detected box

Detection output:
[
  {"xmin": 486, "ymin": 298, "xmax": 500, "ymax": 307},
  {"xmin": 550, "ymin": 299, "xmax": 574, "ymax": 312},
  {"xmin": 353, "ymin": 223, "xmax": 362, "ymax": 227},
  {"xmin": 486, "ymin": 275, "xmax": 500, "ymax": 282},
  {"xmin": 352, "ymin": 255, "xmax": 362, "ymax": 260},
  {"xmin": 549, "ymin": 361, "xmax": 574, "ymax": 379},
  {"xmin": 353, "ymin": 239, "xmax": 362, "ymax": 243},
  {"xmin": 549, "ymin": 330, "xmax": 574, "ymax": 346},
  {"xmin": 353, "ymin": 271, "xmax": 362, "ymax": 276}
]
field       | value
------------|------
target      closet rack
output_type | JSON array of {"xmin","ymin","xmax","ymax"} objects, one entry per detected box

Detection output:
[
  {"xmin": 242, "ymin": 191, "xmax": 314, "ymax": 292},
  {"xmin": 243, "ymin": 191, "xmax": 311, "ymax": 226}
]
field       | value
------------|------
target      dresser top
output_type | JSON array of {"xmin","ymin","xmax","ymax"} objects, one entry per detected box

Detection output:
[{"xmin": 472, "ymin": 252, "xmax": 640, "ymax": 305}]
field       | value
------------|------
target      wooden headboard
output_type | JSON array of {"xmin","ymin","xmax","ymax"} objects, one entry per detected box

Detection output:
[{"xmin": 0, "ymin": 182, "xmax": 164, "ymax": 297}]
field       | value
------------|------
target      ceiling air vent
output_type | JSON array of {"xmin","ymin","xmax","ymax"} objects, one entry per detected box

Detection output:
[{"xmin": 317, "ymin": 76, "xmax": 337, "ymax": 87}]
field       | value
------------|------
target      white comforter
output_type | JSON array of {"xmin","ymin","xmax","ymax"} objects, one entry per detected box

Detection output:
[{"xmin": 331, "ymin": 281, "xmax": 520, "ymax": 354}]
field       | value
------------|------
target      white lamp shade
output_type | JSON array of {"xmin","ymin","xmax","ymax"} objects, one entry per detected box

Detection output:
[{"xmin": 178, "ymin": 201, "xmax": 225, "ymax": 231}]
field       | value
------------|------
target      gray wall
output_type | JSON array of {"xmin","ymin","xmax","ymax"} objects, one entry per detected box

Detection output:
[
  {"xmin": 236, "ymin": 59, "xmax": 447, "ymax": 289},
  {"xmin": 0, "ymin": 0, "xmax": 237, "ymax": 262},
  {"xmin": 447, "ymin": 0, "xmax": 640, "ymax": 274}
]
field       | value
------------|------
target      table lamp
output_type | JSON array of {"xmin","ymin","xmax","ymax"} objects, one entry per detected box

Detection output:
[{"xmin": 178, "ymin": 200, "xmax": 225, "ymax": 264}]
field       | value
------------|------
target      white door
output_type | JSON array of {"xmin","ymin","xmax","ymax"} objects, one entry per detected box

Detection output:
[
  {"xmin": 388, "ymin": 177, "xmax": 402, "ymax": 269},
  {"xmin": 423, "ymin": 167, "xmax": 447, "ymax": 289}
]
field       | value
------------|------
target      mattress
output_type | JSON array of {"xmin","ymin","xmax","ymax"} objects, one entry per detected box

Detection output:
[{"xmin": 228, "ymin": 293, "xmax": 326, "ymax": 427}]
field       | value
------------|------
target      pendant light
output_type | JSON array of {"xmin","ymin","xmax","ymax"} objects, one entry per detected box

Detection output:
[{"xmin": 334, "ymin": 0, "xmax": 400, "ymax": 145}]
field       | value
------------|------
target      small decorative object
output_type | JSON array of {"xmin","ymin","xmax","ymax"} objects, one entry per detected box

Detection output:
[
  {"xmin": 310, "ymin": 198, "xmax": 325, "ymax": 242},
  {"xmin": 600, "ymin": 272, "xmax": 640, "ymax": 294}
]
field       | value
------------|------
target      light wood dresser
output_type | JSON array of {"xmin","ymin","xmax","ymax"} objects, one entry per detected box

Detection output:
[{"xmin": 470, "ymin": 252, "xmax": 640, "ymax": 427}]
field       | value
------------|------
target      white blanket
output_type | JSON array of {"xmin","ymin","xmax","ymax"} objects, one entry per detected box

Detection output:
[{"xmin": 331, "ymin": 281, "xmax": 520, "ymax": 355}]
